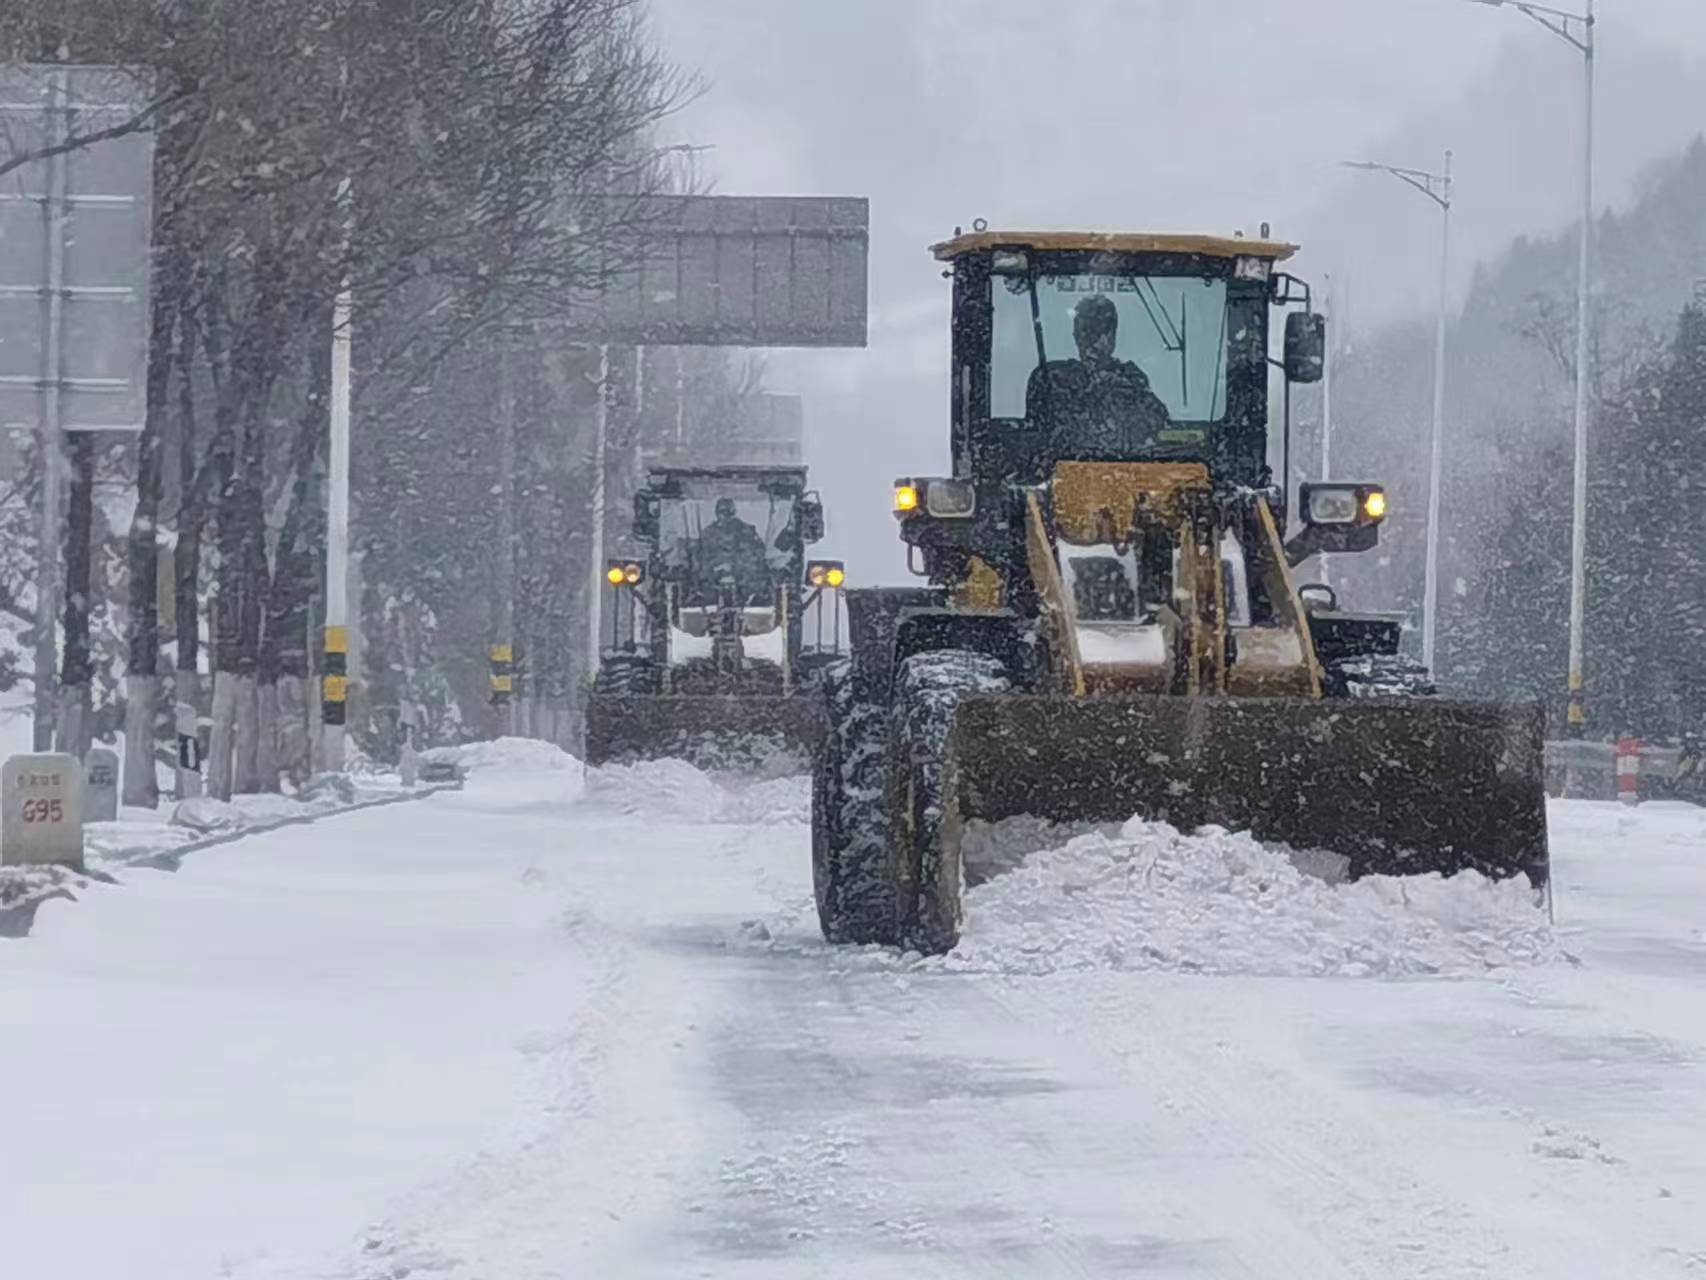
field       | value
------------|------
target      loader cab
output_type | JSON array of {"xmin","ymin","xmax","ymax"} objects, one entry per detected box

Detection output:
[
  {"xmin": 612, "ymin": 465, "xmax": 839, "ymax": 683},
  {"xmin": 936, "ymin": 230, "xmax": 1311, "ymax": 493},
  {"xmin": 899, "ymin": 230, "xmax": 1374, "ymax": 594},
  {"xmin": 637, "ymin": 466, "xmax": 815, "ymax": 612},
  {"xmin": 886, "ymin": 228, "xmax": 1392, "ymax": 696}
]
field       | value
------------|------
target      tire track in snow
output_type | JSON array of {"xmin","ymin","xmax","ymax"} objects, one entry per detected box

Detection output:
[
  {"xmin": 315, "ymin": 808, "xmax": 812, "ymax": 1280},
  {"xmin": 684, "ymin": 945, "xmax": 1262, "ymax": 1279},
  {"xmin": 333, "ymin": 904, "xmax": 646, "ymax": 1279},
  {"xmin": 981, "ymin": 974, "xmax": 1578, "ymax": 1280}
]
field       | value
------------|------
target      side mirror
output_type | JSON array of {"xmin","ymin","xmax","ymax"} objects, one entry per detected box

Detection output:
[
  {"xmin": 797, "ymin": 495, "xmax": 825, "ymax": 544},
  {"xmin": 632, "ymin": 492, "xmax": 660, "ymax": 541},
  {"xmin": 1284, "ymin": 312, "xmax": 1326, "ymax": 385}
]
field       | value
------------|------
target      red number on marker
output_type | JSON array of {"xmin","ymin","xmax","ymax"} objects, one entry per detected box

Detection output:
[{"xmin": 19, "ymin": 797, "xmax": 64, "ymax": 823}]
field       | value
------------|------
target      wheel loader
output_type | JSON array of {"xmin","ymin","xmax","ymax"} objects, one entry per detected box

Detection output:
[
  {"xmin": 812, "ymin": 229, "xmax": 1550, "ymax": 953},
  {"xmin": 584, "ymin": 464, "xmax": 845, "ymax": 770}
]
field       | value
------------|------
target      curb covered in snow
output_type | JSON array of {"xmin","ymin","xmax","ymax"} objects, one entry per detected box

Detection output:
[{"xmin": 0, "ymin": 783, "xmax": 459, "ymax": 939}]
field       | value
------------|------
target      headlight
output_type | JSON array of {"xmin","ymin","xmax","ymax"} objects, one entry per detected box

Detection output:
[
  {"xmin": 925, "ymin": 478, "xmax": 977, "ymax": 519},
  {"xmin": 1305, "ymin": 488, "xmax": 1360, "ymax": 525},
  {"xmin": 1301, "ymin": 484, "xmax": 1388, "ymax": 527},
  {"xmin": 894, "ymin": 478, "xmax": 975, "ymax": 519},
  {"xmin": 807, "ymin": 560, "xmax": 847, "ymax": 590},
  {"xmin": 1234, "ymin": 255, "xmax": 1272, "ymax": 282}
]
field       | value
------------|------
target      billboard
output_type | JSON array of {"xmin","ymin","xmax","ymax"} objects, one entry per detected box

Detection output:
[
  {"xmin": 569, "ymin": 196, "xmax": 868, "ymax": 349},
  {"xmin": 0, "ymin": 64, "xmax": 155, "ymax": 434}
]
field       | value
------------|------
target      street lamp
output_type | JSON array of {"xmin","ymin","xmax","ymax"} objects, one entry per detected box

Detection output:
[
  {"xmin": 1468, "ymin": 0, "xmax": 1596, "ymax": 734},
  {"xmin": 1341, "ymin": 153, "xmax": 1453, "ymax": 675}
]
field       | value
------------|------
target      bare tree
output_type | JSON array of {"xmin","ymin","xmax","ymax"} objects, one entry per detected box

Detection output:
[{"xmin": 4, "ymin": 0, "xmax": 694, "ymax": 796}]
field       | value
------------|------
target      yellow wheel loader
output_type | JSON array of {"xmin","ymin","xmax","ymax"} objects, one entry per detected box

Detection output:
[
  {"xmin": 585, "ymin": 465, "xmax": 842, "ymax": 771},
  {"xmin": 812, "ymin": 230, "xmax": 1549, "ymax": 953}
]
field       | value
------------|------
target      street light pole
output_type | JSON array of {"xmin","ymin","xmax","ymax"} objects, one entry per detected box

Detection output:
[
  {"xmin": 1467, "ymin": 0, "xmax": 1595, "ymax": 732},
  {"xmin": 1342, "ymin": 153, "xmax": 1453, "ymax": 674},
  {"xmin": 1425, "ymin": 153, "xmax": 1454, "ymax": 678}
]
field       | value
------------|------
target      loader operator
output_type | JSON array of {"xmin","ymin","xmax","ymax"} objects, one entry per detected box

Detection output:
[
  {"xmin": 693, "ymin": 497, "xmax": 771, "ymax": 605},
  {"xmin": 1026, "ymin": 293, "xmax": 1173, "ymax": 461}
]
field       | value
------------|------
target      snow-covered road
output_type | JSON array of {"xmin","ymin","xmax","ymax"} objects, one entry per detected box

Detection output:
[{"xmin": 3, "ymin": 742, "xmax": 1705, "ymax": 1279}]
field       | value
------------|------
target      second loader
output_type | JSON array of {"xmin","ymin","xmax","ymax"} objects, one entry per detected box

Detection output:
[
  {"xmin": 586, "ymin": 465, "xmax": 844, "ymax": 771},
  {"xmin": 812, "ymin": 228, "xmax": 1550, "ymax": 954}
]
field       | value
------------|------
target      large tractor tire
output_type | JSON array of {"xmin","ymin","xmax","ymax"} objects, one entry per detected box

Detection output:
[
  {"xmin": 812, "ymin": 663, "xmax": 896, "ymax": 945},
  {"xmin": 592, "ymin": 655, "xmax": 659, "ymax": 696},
  {"xmin": 886, "ymin": 649, "xmax": 1011, "ymax": 955}
]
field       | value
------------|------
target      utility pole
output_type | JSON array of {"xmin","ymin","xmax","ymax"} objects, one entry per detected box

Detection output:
[
  {"xmin": 586, "ymin": 344, "xmax": 610, "ymax": 682},
  {"xmin": 31, "ymin": 68, "xmax": 69, "ymax": 751},
  {"xmin": 493, "ymin": 341, "xmax": 517, "ymax": 737},
  {"xmin": 1425, "ymin": 152, "xmax": 1454, "ymax": 678},
  {"xmin": 1466, "ymin": 0, "xmax": 1596, "ymax": 731},
  {"xmin": 320, "ymin": 180, "xmax": 353, "ymax": 772},
  {"xmin": 1341, "ymin": 151, "xmax": 1453, "ymax": 674}
]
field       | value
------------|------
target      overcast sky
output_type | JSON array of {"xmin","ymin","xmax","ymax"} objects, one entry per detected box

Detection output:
[{"xmin": 649, "ymin": 0, "xmax": 1706, "ymax": 576}]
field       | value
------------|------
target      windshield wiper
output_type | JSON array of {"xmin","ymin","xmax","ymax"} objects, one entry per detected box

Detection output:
[
  {"xmin": 1129, "ymin": 277, "xmax": 1191, "ymax": 407},
  {"xmin": 1027, "ymin": 273, "xmax": 1048, "ymax": 370}
]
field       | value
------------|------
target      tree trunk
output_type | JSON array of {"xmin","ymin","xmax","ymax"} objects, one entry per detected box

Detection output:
[
  {"xmin": 207, "ymin": 670, "xmax": 239, "ymax": 801},
  {"xmin": 121, "ymin": 676, "xmax": 160, "ymax": 807},
  {"xmin": 32, "ymin": 428, "xmax": 60, "ymax": 751},
  {"xmin": 234, "ymin": 673, "xmax": 260, "ymax": 793},
  {"xmin": 174, "ymin": 670, "xmax": 202, "ymax": 800},
  {"xmin": 277, "ymin": 674, "xmax": 309, "ymax": 789},
  {"xmin": 232, "ymin": 487, "xmax": 265, "ymax": 793},
  {"xmin": 174, "ymin": 304, "xmax": 210, "ymax": 800},
  {"xmin": 174, "ymin": 500, "xmax": 206, "ymax": 799},
  {"xmin": 123, "ymin": 272, "xmax": 178, "ymax": 807},
  {"xmin": 262, "ymin": 324, "xmax": 330, "ymax": 790},
  {"xmin": 256, "ymin": 679, "xmax": 280, "ymax": 789},
  {"xmin": 55, "ymin": 431, "xmax": 95, "ymax": 760},
  {"xmin": 207, "ymin": 427, "xmax": 241, "ymax": 800}
]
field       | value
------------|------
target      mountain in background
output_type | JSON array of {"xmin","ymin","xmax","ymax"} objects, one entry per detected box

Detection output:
[
  {"xmin": 1317, "ymin": 136, "xmax": 1706, "ymax": 737},
  {"xmin": 1295, "ymin": 30, "xmax": 1706, "ymax": 333}
]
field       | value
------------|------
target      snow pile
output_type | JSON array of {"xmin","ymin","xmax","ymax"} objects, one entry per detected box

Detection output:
[
  {"xmin": 586, "ymin": 757, "xmax": 809, "ymax": 825},
  {"xmin": 169, "ymin": 797, "xmax": 246, "ymax": 833},
  {"xmin": 719, "ymin": 774, "xmax": 812, "ymax": 825},
  {"xmin": 940, "ymin": 817, "xmax": 1558, "ymax": 978},
  {"xmin": 422, "ymin": 736, "xmax": 579, "ymax": 776},
  {"xmin": 0, "ymin": 864, "xmax": 93, "ymax": 936}
]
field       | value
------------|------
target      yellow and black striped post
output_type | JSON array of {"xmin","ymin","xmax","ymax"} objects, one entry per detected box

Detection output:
[
  {"xmin": 489, "ymin": 643, "xmax": 514, "ymax": 708},
  {"xmin": 322, "ymin": 626, "xmax": 350, "ymax": 726}
]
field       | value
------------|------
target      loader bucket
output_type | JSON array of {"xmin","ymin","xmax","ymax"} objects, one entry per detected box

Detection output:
[
  {"xmin": 584, "ymin": 693, "xmax": 827, "ymax": 774},
  {"xmin": 946, "ymin": 695, "xmax": 1549, "ymax": 887}
]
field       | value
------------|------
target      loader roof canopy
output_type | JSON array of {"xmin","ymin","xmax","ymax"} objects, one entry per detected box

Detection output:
[
  {"xmin": 931, "ymin": 231, "xmax": 1299, "ymax": 263},
  {"xmin": 646, "ymin": 465, "xmax": 808, "ymax": 494}
]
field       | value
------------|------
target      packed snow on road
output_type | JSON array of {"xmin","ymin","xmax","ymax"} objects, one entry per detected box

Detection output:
[{"xmin": 3, "ymin": 740, "xmax": 1704, "ymax": 1279}]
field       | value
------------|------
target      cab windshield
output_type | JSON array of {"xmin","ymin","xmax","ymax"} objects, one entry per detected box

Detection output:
[
  {"xmin": 990, "ymin": 271, "xmax": 1231, "ymax": 427},
  {"xmin": 656, "ymin": 482, "xmax": 797, "ymax": 607}
]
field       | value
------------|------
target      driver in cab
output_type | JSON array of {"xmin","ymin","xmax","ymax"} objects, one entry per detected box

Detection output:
[
  {"xmin": 695, "ymin": 497, "xmax": 771, "ymax": 603},
  {"xmin": 1026, "ymin": 293, "xmax": 1172, "ymax": 460}
]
